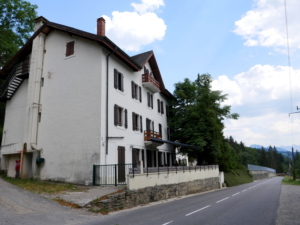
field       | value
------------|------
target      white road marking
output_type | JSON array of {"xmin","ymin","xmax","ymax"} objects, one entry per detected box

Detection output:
[
  {"xmin": 162, "ymin": 221, "xmax": 173, "ymax": 225},
  {"xmin": 232, "ymin": 192, "xmax": 240, "ymax": 196},
  {"xmin": 185, "ymin": 205, "xmax": 211, "ymax": 216},
  {"xmin": 242, "ymin": 189, "xmax": 247, "ymax": 192},
  {"xmin": 216, "ymin": 197, "xmax": 229, "ymax": 203}
]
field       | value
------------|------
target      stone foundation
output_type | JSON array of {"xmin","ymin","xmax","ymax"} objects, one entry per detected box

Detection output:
[
  {"xmin": 93, "ymin": 177, "xmax": 219, "ymax": 212},
  {"xmin": 250, "ymin": 171, "xmax": 276, "ymax": 181}
]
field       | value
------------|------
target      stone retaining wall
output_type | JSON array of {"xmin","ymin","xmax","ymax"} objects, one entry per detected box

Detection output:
[
  {"xmin": 93, "ymin": 177, "xmax": 219, "ymax": 212},
  {"xmin": 250, "ymin": 171, "xmax": 276, "ymax": 181}
]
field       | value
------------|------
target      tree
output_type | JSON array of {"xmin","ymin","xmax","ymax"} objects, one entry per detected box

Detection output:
[
  {"xmin": 169, "ymin": 74, "xmax": 239, "ymax": 171},
  {"xmin": 0, "ymin": 0, "xmax": 37, "ymax": 143},
  {"xmin": 0, "ymin": 0, "xmax": 38, "ymax": 67}
]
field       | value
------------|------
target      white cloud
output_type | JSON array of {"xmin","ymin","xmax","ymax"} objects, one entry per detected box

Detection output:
[
  {"xmin": 234, "ymin": 0, "xmax": 300, "ymax": 50},
  {"xmin": 102, "ymin": 0, "xmax": 166, "ymax": 52},
  {"xmin": 212, "ymin": 64, "xmax": 300, "ymax": 146},
  {"xmin": 213, "ymin": 64, "xmax": 300, "ymax": 106}
]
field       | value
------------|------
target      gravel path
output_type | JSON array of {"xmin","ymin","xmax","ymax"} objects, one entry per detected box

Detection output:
[
  {"xmin": 276, "ymin": 184, "xmax": 300, "ymax": 225},
  {"xmin": 0, "ymin": 178, "xmax": 101, "ymax": 225}
]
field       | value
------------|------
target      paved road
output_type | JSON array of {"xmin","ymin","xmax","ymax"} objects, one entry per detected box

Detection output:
[
  {"xmin": 0, "ymin": 178, "xmax": 101, "ymax": 225},
  {"xmin": 91, "ymin": 177, "xmax": 282, "ymax": 225}
]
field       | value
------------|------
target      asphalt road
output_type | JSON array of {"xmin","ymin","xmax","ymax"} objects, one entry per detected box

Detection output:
[{"xmin": 92, "ymin": 177, "xmax": 282, "ymax": 225}]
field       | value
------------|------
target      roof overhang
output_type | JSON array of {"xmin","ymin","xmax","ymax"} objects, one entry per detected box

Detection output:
[{"xmin": 149, "ymin": 138, "xmax": 201, "ymax": 150}]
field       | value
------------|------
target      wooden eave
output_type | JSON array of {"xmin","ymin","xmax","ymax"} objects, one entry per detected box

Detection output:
[{"xmin": 0, "ymin": 20, "xmax": 142, "ymax": 79}]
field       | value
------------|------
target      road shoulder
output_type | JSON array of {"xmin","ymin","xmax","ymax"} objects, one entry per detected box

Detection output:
[{"xmin": 276, "ymin": 184, "xmax": 300, "ymax": 225}]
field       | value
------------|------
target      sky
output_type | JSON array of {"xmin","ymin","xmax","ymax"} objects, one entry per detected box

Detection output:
[{"xmin": 27, "ymin": 0, "xmax": 300, "ymax": 149}]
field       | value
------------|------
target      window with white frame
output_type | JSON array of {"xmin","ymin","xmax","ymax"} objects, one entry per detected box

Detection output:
[
  {"xmin": 114, "ymin": 104, "xmax": 127, "ymax": 128},
  {"xmin": 114, "ymin": 69, "xmax": 124, "ymax": 92},
  {"xmin": 131, "ymin": 81, "xmax": 141, "ymax": 102},
  {"xmin": 132, "ymin": 112, "xmax": 143, "ymax": 132}
]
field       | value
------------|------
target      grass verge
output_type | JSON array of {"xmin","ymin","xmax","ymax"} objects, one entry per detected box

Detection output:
[
  {"xmin": 282, "ymin": 176, "xmax": 300, "ymax": 185},
  {"xmin": 52, "ymin": 198, "xmax": 82, "ymax": 208},
  {"xmin": 224, "ymin": 169, "xmax": 253, "ymax": 187},
  {"xmin": 1, "ymin": 176, "xmax": 85, "ymax": 194}
]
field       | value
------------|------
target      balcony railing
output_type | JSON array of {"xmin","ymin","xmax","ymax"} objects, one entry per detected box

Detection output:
[
  {"xmin": 142, "ymin": 73, "xmax": 160, "ymax": 93},
  {"xmin": 144, "ymin": 130, "xmax": 162, "ymax": 141}
]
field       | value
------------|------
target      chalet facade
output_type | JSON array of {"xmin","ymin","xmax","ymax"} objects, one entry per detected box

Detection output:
[{"xmin": 0, "ymin": 16, "xmax": 177, "ymax": 183}]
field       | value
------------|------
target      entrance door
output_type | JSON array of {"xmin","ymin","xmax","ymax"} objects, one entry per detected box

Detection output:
[{"xmin": 118, "ymin": 146, "xmax": 125, "ymax": 183}]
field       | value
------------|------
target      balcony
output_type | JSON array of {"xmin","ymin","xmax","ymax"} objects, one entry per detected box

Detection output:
[
  {"xmin": 144, "ymin": 130, "xmax": 163, "ymax": 147},
  {"xmin": 142, "ymin": 73, "xmax": 160, "ymax": 93}
]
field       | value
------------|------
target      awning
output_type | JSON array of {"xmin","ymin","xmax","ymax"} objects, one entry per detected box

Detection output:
[{"xmin": 149, "ymin": 138, "xmax": 201, "ymax": 150}]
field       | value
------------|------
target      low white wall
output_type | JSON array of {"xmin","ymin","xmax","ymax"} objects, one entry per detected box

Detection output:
[{"xmin": 127, "ymin": 166, "xmax": 219, "ymax": 190}]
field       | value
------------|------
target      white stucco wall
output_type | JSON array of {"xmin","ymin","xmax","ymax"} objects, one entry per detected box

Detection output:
[
  {"xmin": 127, "ymin": 166, "xmax": 220, "ymax": 190},
  {"xmin": 37, "ymin": 31, "xmax": 103, "ymax": 183},
  {"xmin": 2, "ymin": 80, "xmax": 28, "ymax": 147},
  {"xmin": 102, "ymin": 53, "xmax": 173, "ymax": 166}
]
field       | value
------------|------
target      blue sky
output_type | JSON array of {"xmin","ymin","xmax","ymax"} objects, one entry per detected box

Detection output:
[{"xmin": 28, "ymin": 0, "xmax": 300, "ymax": 149}]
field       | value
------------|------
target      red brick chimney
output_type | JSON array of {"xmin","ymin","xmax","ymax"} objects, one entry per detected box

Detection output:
[{"xmin": 97, "ymin": 17, "xmax": 106, "ymax": 36}]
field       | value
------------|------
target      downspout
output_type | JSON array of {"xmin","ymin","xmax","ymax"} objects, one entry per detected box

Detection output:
[{"xmin": 105, "ymin": 47, "xmax": 117, "ymax": 159}]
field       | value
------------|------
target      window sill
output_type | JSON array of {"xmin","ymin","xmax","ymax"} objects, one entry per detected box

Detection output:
[
  {"xmin": 133, "ymin": 131, "xmax": 142, "ymax": 135},
  {"xmin": 65, "ymin": 54, "xmax": 76, "ymax": 60},
  {"xmin": 133, "ymin": 98, "xmax": 141, "ymax": 104},
  {"xmin": 116, "ymin": 126, "xmax": 126, "ymax": 130},
  {"xmin": 116, "ymin": 89, "xmax": 126, "ymax": 96}
]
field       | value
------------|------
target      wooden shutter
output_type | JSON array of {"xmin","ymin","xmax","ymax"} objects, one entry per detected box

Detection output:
[
  {"xmin": 159, "ymin": 124, "xmax": 162, "ymax": 135},
  {"xmin": 157, "ymin": 99, "xmax": 160, "ymax": 113},
  {"xmin": 150, "ymin": 94, "xmax": 153, "ymax": 109},
  {"xmin": 147, "ymin": 92, "xmax": 150, "ymax": 107},
  {"xmin": 161, "ymin": 101, "xmax": 164, "ymax": 114},
  {"xmin": 140, "ymin": 116, "xmax": 143, "ymax": 133},
  {"xmin": 131, "ymin": 81, "xmax": 135, "ymax": 98},
  {"xmin": 121, "ymin": 73, "xmax": 124, "ymax": 92},
  {"xmin": 114, "ymin": 104, "xmax": 118, "ymax": 126},
  {"xmin": 146, "ymin": 118, "xmax": 150, "ymax": 131},
  {"xmin": 66, "ymin": 41, "xmax": 74, "ymax": 56},
  {"xmin": 125, "ymin": 109, "xmax": 128, "ymax": 129},
  {"xmin": 167, "ymin": 127, "xmax": 170, "ymax": 140},
  {"xmin": 132, "ymin": 112, "xmax": 136, "ymax": 130},
  {"xmin": 152, "ymin": 121, "xmax": 154, "ymax": 131},
  {"xmin": 139, "ymin": 86, "xmax": 142, "ymax": 102},
  {"xmin": 114, "ymin": 69, "xmax": 118, "ymax": 89}
]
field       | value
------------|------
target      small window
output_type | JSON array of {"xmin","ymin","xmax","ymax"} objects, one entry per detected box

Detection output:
[
  {"xmin": 66, "ymin": 41, "xmax": 75, "ymax": 57},
  {"xmin": 132, "ymin": 81, "xmax": 140, "ymax": 100},
  {"xmin": 132, "ymin": 112, "xmax": 140, "ymax": 131},
  {"xmin": 41, "ymin": 78, "xmax": 44, "ymax": 87},
  {"xmin": 147, "ymin": 92, "xmax": 153, "ymax": 109},
  {"xmin": 157, "ymin": 99, "xmax": 161, "ymax": 113},
  {"xmin": 114, "ymin": 104, "xmax": 127, "ymax": 128},
  {"xmin": 114, "ymin": 69, "xmax": 124, "ymax": 92},
  {"xmin": 159, "ymin": 124, "xmax": 162, "ymax": 136}
]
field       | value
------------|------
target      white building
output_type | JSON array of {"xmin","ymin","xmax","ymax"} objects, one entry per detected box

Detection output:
[{"xmin": 0, "ymin": 16, "xmax": 178, "ymax": 184}]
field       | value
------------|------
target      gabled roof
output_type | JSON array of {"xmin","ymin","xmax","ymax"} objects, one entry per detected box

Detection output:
[
  {"xmin": 131, "ymin": 51, "xmax": 153, "ymax": 66},
  {"xmin": 0, "ymin": 16, "xmax": 172, "ymax": 98}
]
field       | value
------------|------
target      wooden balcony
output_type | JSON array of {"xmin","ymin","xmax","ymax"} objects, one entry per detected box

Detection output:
[
  {"xmin": 142, "ymin": 73, "xmax": 160, "ymax": 93},
  {"xmin": 144, "ymin": 130, "xmax": 163, "ymax": 147}
]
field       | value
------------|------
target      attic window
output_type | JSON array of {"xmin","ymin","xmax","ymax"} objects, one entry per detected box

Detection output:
[{"xmin": 66, "ymin": 41, "xmax": 75, "ymax": 56}]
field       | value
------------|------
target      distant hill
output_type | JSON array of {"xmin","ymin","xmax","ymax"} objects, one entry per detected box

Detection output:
[{"xmin": 250, "ymin": 144, "xmax": 292, "ymax": 159}]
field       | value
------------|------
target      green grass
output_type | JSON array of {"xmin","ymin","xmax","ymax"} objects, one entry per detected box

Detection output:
[
  {"xmin": 282, "ymin": 176, "xmax": 300, "ymax": 185},
  {"xmin": 1, "ymin": 176, "xmax": 85, "ymax": 194},
  {"xmin": 224, "ymin": 169, "xmax": 253, "ymax": 187}
]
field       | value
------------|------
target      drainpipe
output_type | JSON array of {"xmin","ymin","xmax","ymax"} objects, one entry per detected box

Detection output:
[{"xmin": 105, "ymin": 47, "xmax": 117, "ymax": 159}]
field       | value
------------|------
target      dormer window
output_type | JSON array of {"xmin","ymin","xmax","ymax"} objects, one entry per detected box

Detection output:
[{"xmin": 66, "ymin": 41, "xmax": 75, "ymax": 57}]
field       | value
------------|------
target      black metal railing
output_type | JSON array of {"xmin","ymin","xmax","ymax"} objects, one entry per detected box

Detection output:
[
  {"xmin": 0, "ymin": 60, "xmax": 30, "ymax": 100},
  {"xmin": 93, "ymin": 163, "xmax": 136, "ymax": 186}
]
